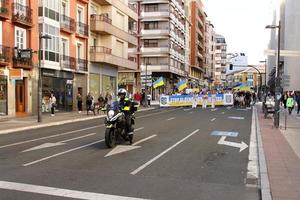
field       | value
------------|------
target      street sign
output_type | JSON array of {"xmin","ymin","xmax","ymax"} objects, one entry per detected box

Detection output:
[{"xmin": 19, "ymin": 49, "xmax": 32, "ymax": 59}]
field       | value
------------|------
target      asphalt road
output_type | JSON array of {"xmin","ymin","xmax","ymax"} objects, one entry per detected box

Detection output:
[{"xmin": 0, "ymin": 107, "xmax": 259, "ymax": 200}]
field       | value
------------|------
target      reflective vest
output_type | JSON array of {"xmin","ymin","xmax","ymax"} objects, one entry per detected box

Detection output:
[{"xmin": 286, "ymin": 97, "xmax": 294, "ymax": 108}]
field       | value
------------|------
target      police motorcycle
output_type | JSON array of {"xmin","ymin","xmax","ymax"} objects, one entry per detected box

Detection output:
[{"xmin": 103, "ymin": 100, "xmax": 137, "ymax": 148}]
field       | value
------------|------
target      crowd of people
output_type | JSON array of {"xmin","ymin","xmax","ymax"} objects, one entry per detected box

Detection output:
[{"xmin": 233, "ymin": 91, "xmax": 257, "ymax": 108}]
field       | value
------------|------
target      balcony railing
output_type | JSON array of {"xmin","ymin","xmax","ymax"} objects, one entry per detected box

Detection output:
[
  {"xmin": 61, "ymin": 15, "xmax": 75, "ymax": 33},
  {"xmin": 12, "ymin": 3, "xmax": 32, "ymax": 26},
  {"xmin": 77, "ymin": 58, "xmax": 87, "ymax": 72},
  {"xmin": 128, "ymin": 3, "xmax": 137, "ymax": 13},
  {"xmin": 76, "ymin": 21, "xmax": 88, "ymax": 37},
  {"xmin": 60, "ymin": 55, "xmax": 76, "ymax": 70},
  {"xmin": 90, "ymin": 46, "xmax": 112, "ymax": 54},
  {"xmin": 90, "ymin": 14, "xmax": 112, "ymax": 24},
  {"xmin": 0, "ymin": 0, "xmax": 9, "ymax": 19},
  {"xmin": 0, "ymin": 45, "xmax": 10, "ymax": 65},
  {"xmin": 13, "ymin": 57, "xmax": 33, "ymax": 69}
]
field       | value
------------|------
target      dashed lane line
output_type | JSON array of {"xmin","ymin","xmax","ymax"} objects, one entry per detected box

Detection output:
[
  {"xmin": 130, "ymin": 129, "xmax": 199, "ymax": 175},
  {"xmin": 0, "ymin": 181, "xmax": 148, "ymax": 200},
  {"xmin": 167, "ymin": 117, "xmax": 176, "ymax": 121},
  {"xmin": 211, "ymin": 118, "xmax": 216, "ymax": 122}
]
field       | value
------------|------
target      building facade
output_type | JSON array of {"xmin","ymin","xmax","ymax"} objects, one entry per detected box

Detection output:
[
  {"xmin": 38, "ymin": 0, "xmax": 89, "ymax": 113},
  {"xmin": 214, "ymin": 34, "xmax": 227, "ymax": 88},
  {"xmin": 186, "ymin": 0, "xmax": 206, "ymax": 87},
  {"xmin": 136, "ymin": 0, "xmax": 186, "ymax": 97},
  {"xmin": 0, "ymin": 0, "xmax": 38, "ymax": 117},
  {"xmin": 89, "ymin": 0, "xmax": 138, "ymax": 99},
  {"xmin": 204, "ymin": 20, "xmax": 215, "ymax": 88}
]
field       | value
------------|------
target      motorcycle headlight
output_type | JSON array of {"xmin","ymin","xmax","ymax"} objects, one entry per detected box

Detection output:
[{"xmin": 107, "ymin": 110, "xmax": 115, "ymax": 119}]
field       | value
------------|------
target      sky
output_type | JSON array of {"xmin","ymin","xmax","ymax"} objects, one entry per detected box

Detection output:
[{"xmin": 203, "ymin": 0, "xmax": 275, "ymax": 64}]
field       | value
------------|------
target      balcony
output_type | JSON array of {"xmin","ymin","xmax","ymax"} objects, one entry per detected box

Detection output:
[
  {"xmin": 90, "ymin": 46, "xmax": 137, "ymax": 71},
  {"xmin": 140, "ymin": 45, "xmax": 169, "ymax": 54},
  {"xmin": 90, "ymin": 14, "xmax": 137, "ymax": 46},
  {"xmin": 12, "ymin": 3, "xmax": 32, "ymax": 27},
  {"xmin": 0, "ymin": 45, "xmax": 10, "ymax": 65},
  {"xmin": 0, "ymin": 0, "xmax": 9, "ymax": 20},
  {"xmin": 141, "ymin": 28, "xmax": 169, "ymax": 37},
  {"xmin": 13, "ymin": 57, "xmax": 33, "ymax": 70},
  {"xmin": 61, "ymin": 15, "xmax": 75, "ymax": 33},
  {"xmin": 93, "ymin": 0, "xmax": 137, "ymax": 20},
  {"xmin": 77, "ymin": 58, "xmax": 88, "ymax": 72},
  {"xmin": 141, "ymin": 9, "xmax": 169, "ymax": 18},
  {"xmin": 76, "ymin": 21, "xmax": 88, "ymax": 38},
  {"xmin": 60, "ymin": 55, "xmax": 76, "ymax": 70}
]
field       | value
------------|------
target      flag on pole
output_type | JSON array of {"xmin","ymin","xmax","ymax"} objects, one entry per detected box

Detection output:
[
  {"xmin": 152, "ymin": 77, "xmax": 164, "ymax": 89},
  {"xmin": 176, "ymin": 80, "xmax": 187, "ymax": 91}
]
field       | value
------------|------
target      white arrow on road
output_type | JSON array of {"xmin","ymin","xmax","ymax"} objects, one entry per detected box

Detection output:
[
  {"xmin": 104, "ymin": 134, "xmax": 157, "ymax": 157},
  {"xmin": 217, "ymin": 136, "xmax": 248, "ymax": 152},
  {"xmin": 22, "ymin": 133, "xmax": 96, "ymax": 153}
]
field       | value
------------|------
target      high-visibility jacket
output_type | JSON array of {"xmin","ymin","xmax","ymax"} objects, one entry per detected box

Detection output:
[{"xmin": 286, "ymin": 97, "xmax": 294, "ymax": 108}]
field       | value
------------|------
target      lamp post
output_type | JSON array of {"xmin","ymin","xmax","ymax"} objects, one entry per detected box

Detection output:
[
  {"xmin": 38, "ymin": 33, "xmax": 52, "ymax": 122},
  {"xmin": 266, "ymin": 21, "xmax": 281, "ymax": 128}
]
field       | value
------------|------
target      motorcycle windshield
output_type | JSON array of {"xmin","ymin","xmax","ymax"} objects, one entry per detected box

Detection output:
[{"xmin": 110, "ymin": 101, "xmax": 120, "ymax": 112}]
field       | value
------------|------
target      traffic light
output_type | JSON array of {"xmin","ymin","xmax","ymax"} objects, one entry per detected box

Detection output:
[{"xmin": 229, "ymin": 64, "xmax": 233, "ymax": 70}]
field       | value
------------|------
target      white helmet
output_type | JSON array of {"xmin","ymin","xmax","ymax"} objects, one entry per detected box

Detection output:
[{"xmin": 118, "ymin": 88, "xmax": 127, "ymax": 97}]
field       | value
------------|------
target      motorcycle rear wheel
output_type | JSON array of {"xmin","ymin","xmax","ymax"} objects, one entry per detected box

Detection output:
[{"xmin": 105, "ymin": 128, "xmax": 116, "ymax": 148}]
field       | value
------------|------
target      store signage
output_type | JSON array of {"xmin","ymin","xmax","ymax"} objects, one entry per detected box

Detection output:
[
  {"xmin": 10, "ymin": 69, "xmax": 23, "ymax": 80},
  {"xmin": 19, "ymin": 49, "xmax": 32, "ymax": 59}
]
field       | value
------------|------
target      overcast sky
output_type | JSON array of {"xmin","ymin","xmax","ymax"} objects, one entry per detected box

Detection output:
[{"xmin": 203, "ymin": 0, "xmax": 275, "ymax": 64}]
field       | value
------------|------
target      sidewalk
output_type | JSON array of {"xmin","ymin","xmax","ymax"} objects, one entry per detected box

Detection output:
[
  {"xmin": 0, "ymin": 106, "xmax": 156, "ymax": 135},
  {"xmin": 257, "ymin": 104, "xmax": 300, "ymax": 200}
]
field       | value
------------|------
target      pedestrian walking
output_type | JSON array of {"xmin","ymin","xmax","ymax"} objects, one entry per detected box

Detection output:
[
  {"xmin": 86, "ymin": 92, "xmax": 93, "ymax": 115},
  {"xmin": 147, "ymin": 93, "xmax": 151, "ymax": 107},
  {"xmin": 191, "ymin": 93, "xmax": 198, "ymax": 108},
  {"xmin": 49, "ymin": 92, "xmax": 56, "ymax": 116},
  {"xmin": 76, "ymin": 92, "xmax": 83, "ymax": 113},
  {"xmin": 98, "ymin": 94, "xmax": 105, "ymax": 114},
  {"xmin": 295, "ymin": 93, "xmax": 300, "ymax": 115},
  {"xmin": 202, "ymin": 92, "xmax": 208, "ymax": 108},
  {"xmin": 286, "ymin": 94, "xmax": 295, "ymax": 115},
  {"xmin": 211, "ymin": 91, "xmax": 216, "ymax": 108}
]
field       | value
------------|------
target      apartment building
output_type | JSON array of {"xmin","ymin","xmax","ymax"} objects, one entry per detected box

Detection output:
[
  {"xmin": 0, "ymin": 0, "xmax": 38, "ymax": 117},
  {"xmin": 186, "ymin": 0, "xmax": 205, "ymax": 87},
  {"xmin": 89, "ymin": 0, "xmax": 138, "ymax": 98},
  {"xmin": 214, "ymin": 34, "xmax": 227, "ymax": 87},
  {"xmin": 267, "ymin": 0, "xmax": 300, "ymax": 92},
  {"xmin": 136, "ymin": 0, "xmax": 186, "ymax": 96},
  {"xmin": 38, "ymin": 0, "xmax": 89, "ymax": 112},
  {"xmin": 206, "ymin": 21, "xmax": 215, "ymax": 88}
]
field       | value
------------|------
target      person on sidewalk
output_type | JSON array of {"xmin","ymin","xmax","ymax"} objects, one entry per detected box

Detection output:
[
  {"xmin": 286, "ymin": 94, "xmax": 295, "ymax": 115},
  {"xmin": 295, "ymin": 93, "xmax": 300, "ymax": 115},
  {"xmin": 76, "ymin": 92, "xmax": 83, "ymax": 113},
  {"xmin": 49, "ymin": 92, "xmax": 56, "ymax": 117},
  {"xmin": 86, "ymin": 92, "xmax": 93, "ymax": 115}
]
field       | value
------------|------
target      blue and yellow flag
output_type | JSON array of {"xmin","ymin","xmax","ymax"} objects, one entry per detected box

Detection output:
[
  {"xmin": 176, "ymin": 80, "xmax": 187, "ymax": 91},
  {"xmin": 153, "ymin": 77, "xmax": 164, "ymax": 89}
]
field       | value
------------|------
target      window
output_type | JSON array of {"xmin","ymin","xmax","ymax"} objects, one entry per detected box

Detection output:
[
  {"xmin": 15, "ymin": 27, "xmax": 26, "ymax": 49},
  {"xmin": 40, "ymin": 23, "xmax": 60, "ymax": 62},
  {"xmin": 77, "ymin": 6, "xmax": 83, "ymax": 23},
  {"xmin": 77, "ymin": 43, "xmax": 83, "ymax": 59},
  {"xmin": 144, "ymin": 4, "xmax": 158, "ymax": 12},
  {"xmin": 144, "ymin": 40, "xmax": 158, "ymax": 47},
  {"xmin": 144, "ymin": 22, "xmax": 158, "ymax": 30},
  {"xmin": 61, "ymin": 38, "xmax": 69, "ymax": 56},
  {"xmin": 61, "ymin": 1, "xmax": 68, "ymax": 16},
  {"xmin": 39, "ymin": 0, "xmax": 60, "ymax": 21}
]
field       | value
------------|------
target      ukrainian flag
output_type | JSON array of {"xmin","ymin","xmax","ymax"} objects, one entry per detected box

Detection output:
[
  {"xmin": 153, "ymin": 77, "xmax": 164, "ymax": 89},
  {"xmin": 176, "ymin": 80, "xmax": 187, "ymax": 91}
]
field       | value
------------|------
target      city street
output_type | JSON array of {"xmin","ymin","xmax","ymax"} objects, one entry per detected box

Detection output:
[{"xmin": 0, "ymin": 107, "xmax": 259, "ymax": 200}]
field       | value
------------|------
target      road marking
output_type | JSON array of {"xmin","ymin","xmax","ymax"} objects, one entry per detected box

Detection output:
[
  {"xmin": 189, "ymin": 111, "xmax": 193, "ymax": 114},
  {"xmin": 22, "ymin": 133, "xmax": 96, "ymax": 153},
  {"xmin": 167, "ymin": 117, "xmax": 175, "ymax": 121},
  {"xmin": 221, "ymin": 112, "xmax": 225, "ymax": 114},
  {"xmin": 0, "ymin": 125, "xmax": 103, "ymax": 149},
  {"xmin": 0, "ymin": 180, "xmax": 148, "ymax": 200},
  {"xmin": 228, "ymin": 116, "xmax": 245, "ymax": 120},
  {"xmin": 23, "ymin": 140, "xmax": 104, "ymax": 167},
  {"xmin": 130, "ymin": 129, "xmax": 199, "ymax": 175},
  {"xmin": 134, "ymin": 127, "xmax": 144, "ymax": 132},
  {"xmin": 211, "ymin": 118, "xmax": 216, "ymax": 122},
  {"xmin": 211, "ymin": 131, "xmax": 239, "ymax": 137},
  {"xmin": 105, "ymin": 135, "xmax": 157, "ymax": 157},
  {"xmin": 211, "ymin": 108, "xmax": 217, "ymax": 111},
  {"xmin": 184, "ymin": 108, "xmax": 192, "ymax": 111},
  {"xmin": 217, "ymin": 136, "xmax": 248, "ymax": 152},
  {"xmin": 137, "ymin": 107, "xmax": 182, "ymax": 119}
]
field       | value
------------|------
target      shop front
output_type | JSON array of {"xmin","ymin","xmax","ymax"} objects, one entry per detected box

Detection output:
[
  {"xmin": 0, "ymin": 73, "xmax": 7, "ymax": 116},
  {"xmin": 42, "ymin": 69, "xmax": 74, "ymax": 112},
  {"xmin": 118, "ymin": 72, "xmax": 135, "ymax": 95}
]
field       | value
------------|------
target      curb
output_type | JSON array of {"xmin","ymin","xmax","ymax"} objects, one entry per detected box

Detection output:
[
  {"xmin": 0, "ymin": 107, "xmax": 156, "ymax": 135},
  {"xmin": 254, "ymin": 106, "xmax": 272, "ymax": 200}
]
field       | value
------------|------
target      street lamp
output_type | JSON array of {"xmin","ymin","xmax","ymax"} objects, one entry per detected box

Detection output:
[
  {"xmin": 265, "ymin": 21, "xmax": 281, "ymax": 128},
  {"xmin": 37, "ymin": 33, "xmax": 51, "ymax": 122}
]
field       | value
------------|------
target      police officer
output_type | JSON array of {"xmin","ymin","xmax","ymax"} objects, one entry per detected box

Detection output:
[{"xmin": 117, "ymin": 88, "xmax": 134, "ymax": 136}]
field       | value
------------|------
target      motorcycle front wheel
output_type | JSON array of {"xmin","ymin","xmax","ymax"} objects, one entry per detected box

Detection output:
[{"xmin": 105, "ymin": 128, "xmax": 116, "ymax": 148}]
